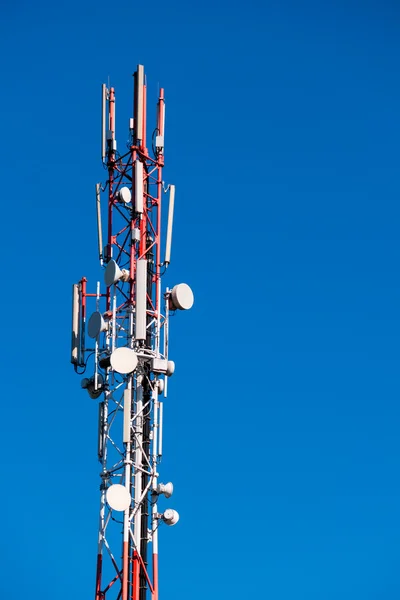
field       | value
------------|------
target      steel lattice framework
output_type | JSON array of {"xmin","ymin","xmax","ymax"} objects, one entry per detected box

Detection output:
[{"xmin": 71, "ymin": 65, "xmax": 193, "ymax": 600}]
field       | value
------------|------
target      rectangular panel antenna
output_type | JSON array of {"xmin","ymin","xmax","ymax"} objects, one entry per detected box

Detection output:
[
  {"xmin": 71, "ymin": 283, "xmax": 80, "ymax": 364},
  {"xmin": 123, "ymin": 389, "xmax": 131, "ymax": 443},
  {"xmin": 161, "ymin": 100, "xmax": 165, "ymax": 138},
  {"xmin": 135, "ymin": 160, "xmax": 144, "ymax": 213},
  {"xmin": 135, "ymin": 259, "xmax": 147, "ymax": 340},
  {"xmin": 98, "ymin": 402, "xmax": 104, "ymax": 459},
  {"xmin": 158, "ymin": 402, "xmax": 163, "ymax": 457},
  {"xmin": 101, "ymin": 84, "xmax": 106, "ymax": 160},
  {"xmin": 164, "ymin": 185, "xmax": 175, "ymax": 264},
  {"xmin": 135, "ymin": 65, "xmax": 144, "ymax": 143},
  {"xmin": 95, "ymin": 183, "xmax": 103, "ymax": 265}
]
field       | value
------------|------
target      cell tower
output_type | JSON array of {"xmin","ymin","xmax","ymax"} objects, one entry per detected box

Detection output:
[{"xmin": 71, "ymin": 65, "xmax": 194, "ymax": 600}]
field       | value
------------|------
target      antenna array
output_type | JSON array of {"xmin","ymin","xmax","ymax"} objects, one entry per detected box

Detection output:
[{"xmin": 71, "ymin": 65, "xmax": 194, "ymax": 600}]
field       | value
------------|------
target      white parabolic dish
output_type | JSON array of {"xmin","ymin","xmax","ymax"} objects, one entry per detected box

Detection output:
[
  {"xmin": 118, "ymin": 186, "xmax": 131, "ymax": 204},
  {"xmin": 88, "ymin": 311, "xmax": 106, "ymax": 338},
  {"xmin": 104, "ymin": 259, "xmax": 123, "ymax": 287},
  {"xmin": 110, "ymin": 347, "xmax": 138, "ymax": 374},
  {"xmin": 106, "ymin": 484, "xmax": 131, "ymax": 511},
  {"xmin": 171, "ymin": 283, "xmax": 194, "ymax": 310}
]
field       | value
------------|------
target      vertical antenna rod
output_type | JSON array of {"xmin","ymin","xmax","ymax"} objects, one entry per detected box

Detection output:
[{"xmin": 70, "ymin": 66, "xmax": 194, "ymax": 600}]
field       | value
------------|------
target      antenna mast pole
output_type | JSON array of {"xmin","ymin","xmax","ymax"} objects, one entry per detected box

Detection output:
[{"xmin": 71, "ymin": 65, "xmax": 194, "ymax": 600}]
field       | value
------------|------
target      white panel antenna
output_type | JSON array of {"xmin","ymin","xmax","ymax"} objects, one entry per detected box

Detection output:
[
  {"xmin": 95, "ymin": 184, "xmax": 103, "ymax": 266},
  {"xmin": 123, "ymin": 389, "xmax": 131, "ymax": 443},
  {"xmin": 71, "ymin": 283, "xmax": 80, "ymax": 365},
  {"xmin": 161, "ymin": 100, "xmax": 165, "ymax": 138},
  {"xmin": 135, "ymin": 160, "xmax": 144, "ymax": 213},
  {"xmin": 135, "ymin": 259, "xmax": 147, "ymax": 340},
  {"xmin": 135, "ymin": 65, "xmax": 144, "ymax": 143},
  {"xmin": 101, "ymin": 84, "xmax": 107, "ymax": 161},
  {"xmin": 164, "ymin": 185, "xmax": 175, "ymax": 265}
]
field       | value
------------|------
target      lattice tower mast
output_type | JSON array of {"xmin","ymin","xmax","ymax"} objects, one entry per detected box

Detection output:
[{"xmin": 71, "ymin": 65, "xmax": 194, "ymax": 600}]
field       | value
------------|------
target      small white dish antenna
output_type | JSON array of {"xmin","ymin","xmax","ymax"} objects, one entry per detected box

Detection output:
[
  {"xmin": 157, "ymin": 482, "xmax": 173, "ymax": 498},
  {"xmin": 104, "ymin": 259, "xmax": 130, "ymax": 287},
  {"xmin": 106, "ymin": 484, "xmax": 131, "ymax": 511},
  {"xmin": 162, "ymin": 508, "xmax": 179, "ymax": 526},
  {"xmin": 166, "ymin": 360, "xmax": 175, "ymax": 377},
  {"xmin": 88, "ymin": 311, "xmax": 108, "ymax": 338},
  {"xmin": 110, "ymin": 347, "xmax": 138, "ymax": 374},
  {"xmin": 117, "ymin": 186, "xmax": 131, "ymax": 204},
  {"xmin": 170, "ymin": 283, "xmax": 194, "ymax": 310},
  {"xmin": 81, "ymin": 374, "xmax": 104, "ymax": 399}
]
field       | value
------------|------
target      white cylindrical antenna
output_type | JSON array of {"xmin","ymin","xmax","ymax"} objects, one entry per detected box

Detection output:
[
  {"xmin": 94, "ymin": 283, "xmax": 100, "ymax": 389},
  {"xmin": 123, "ymin": 388, "xmax": 131, "ymax": 443},
  {"xmin": 97, "ymin": 402, "xmax": 104, "ymax": 459},
  {"xmin": 161, "ymin": 101, "xmax": 165, "ymax": 139},
  {"xmin": 96, "ymin": 184, "xmax": 103, "ymax": 265},
  {"xmin": 158, "ymin": 401, "xmax": 163, "ymax": 457},
  {"xmin": 101, "ymin": 84, "xmax": 107, "ymax": 160},
  {"xmin": 135, "ymin": 160, "xmax": 144, "ymax": 213},
  {"xmin": 135, "ymin": 259, "xmax": 147, "ymax": 340},
  {"xmin": 152, "ymin": 390, "xmax": 159, "ymax": 460},
  {"xmin": 164, "ymin": 185, "xmax": 175, "ymax": 265},
  {"xmin": 163, "ymin": 292, "xmax": 169, "ymax": 397},
  {"xmin": 135, "ymin": 65, "xmax": 144, "ymax": 143},
  {"xmin": 71, "ymin": 283, "xmax": 80, "ymax": 364},
  {"xmin": 156, "ymin": 98, "xmax": 166, "ymax": 151}
]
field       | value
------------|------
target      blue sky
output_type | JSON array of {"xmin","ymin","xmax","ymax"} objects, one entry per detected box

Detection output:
[{"xmin": 1, "ymin": 1, "xmax": 400, "ymax": 598}]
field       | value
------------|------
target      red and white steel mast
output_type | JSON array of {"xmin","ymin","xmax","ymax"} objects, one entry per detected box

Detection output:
[{"xmin": 71, "ymin": 65, "xmax": 194, "ymax": 600}]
